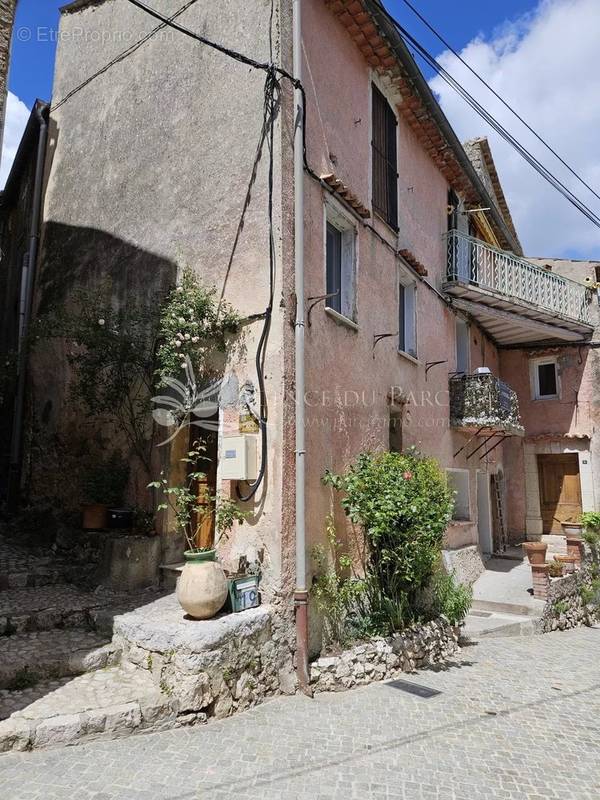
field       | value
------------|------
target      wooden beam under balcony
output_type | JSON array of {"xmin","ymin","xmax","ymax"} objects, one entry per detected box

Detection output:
[{"xmin": 449, "ymin": 297, "xmax": 587, "ymax": 346}]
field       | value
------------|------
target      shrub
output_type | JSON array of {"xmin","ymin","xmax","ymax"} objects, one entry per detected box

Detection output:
[
  {"xmin": 323, "ymin": 449, "xmax": 456, "ymax": 635},
  {"xmin": 427, "ymin": 568, "xmax": 473, "ymax": 625},
  {"xmin": 155, "ymin": 268, "xmax": 240, "ymax": 387},
  {"xmin": 311, "ymin": 515, "xmax": 366, "ymax": 647}
]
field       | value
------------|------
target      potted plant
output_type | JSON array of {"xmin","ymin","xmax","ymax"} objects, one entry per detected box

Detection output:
[
  {"xmin": 561, "ymin": 515, "xmax": 584, "ymax": 538},
  {"xmin": 81, "ymin": 453, "xmax": 129, "ymax": 530},
  {"xmin": 547, "ymin": 560, "xmax": 564, "ymax": 578},
  {"xmin": 149, "ymin": 442, "xmax": 247, "ymax": 620},
  {"xmin": 522, "ymin": 541, "xmax": 547, "ymax": 565}
]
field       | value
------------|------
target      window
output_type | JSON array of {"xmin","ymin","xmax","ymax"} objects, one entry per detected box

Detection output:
[
  {"xmin": 398, "ymin": 278, "xmax": 417, "ymax": 358},
  {"xmin": 325, "ymin": 204, "xmax": 356, "ymax": 322},
  {"xmin": 455, "ymin": 318, "xmax": 470, "ymax": 375},
  {"xmin": 371, "ymin": 84, "xmax": 398, "ymax": 230},
  {"xmin": 446, "ymin": 469, "xmax": 470, "ymax": 521},
  {"xmin": 531, "ymin": 357, "xmax": 559, "ymax": 400}
]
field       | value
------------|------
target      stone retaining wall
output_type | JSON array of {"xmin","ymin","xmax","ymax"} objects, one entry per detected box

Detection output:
[
  {"xmin": 539, "ymin": 562, "xmax": 600, "ymax": 633},
  {"xmin": 114, "ymin": 595, "xmax": 296, "ymax": 722},
  {"xmin": 309, "ymin": 618, "xmax": 459, "ymax": 694}
]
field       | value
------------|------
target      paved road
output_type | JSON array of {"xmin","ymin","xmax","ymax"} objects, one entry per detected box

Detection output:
[{"xmin": 1, "ymin": 627, "xmax": 600, "ymax": 800}]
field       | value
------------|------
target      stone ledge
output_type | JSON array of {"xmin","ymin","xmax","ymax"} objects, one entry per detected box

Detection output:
[
  {"xmin": 114, "ymin": 594, "xmax": 296, "ymax": 721},
  {"xmin": 309, "ymin": 618, "xmax": 459, "ymax": 694}
]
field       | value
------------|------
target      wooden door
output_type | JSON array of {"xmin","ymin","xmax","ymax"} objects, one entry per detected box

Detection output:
[
  {"xmin": 537, "ymin": 454, "xmax": 582, "ymax": 534},
  {"xmin": 190, "ymin": 423, "xmax": 218, "ymax": 550}
]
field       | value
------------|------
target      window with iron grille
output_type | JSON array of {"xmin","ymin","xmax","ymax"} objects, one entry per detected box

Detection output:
[{"xmin": 372, "ymin": 84, "xmax": 398, "ymax": 230}]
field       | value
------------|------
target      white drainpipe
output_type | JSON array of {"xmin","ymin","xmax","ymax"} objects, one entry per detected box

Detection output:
[{"xmin": 292, "ymin": 0, "xmax": 310, "ymax": 693}]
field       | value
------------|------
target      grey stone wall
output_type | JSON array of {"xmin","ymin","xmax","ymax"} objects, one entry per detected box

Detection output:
[
  {"xmin": 309, "ymin": 619, "xmax": 459, "ymax": 693},
  {"xmin": 539, "ymin": 561, "xmax": 600, "ymax": 633},
  {"xmin": 114, "ymin": 596, "xmax": 296, "ymax": 721},
  {"xmin": 0, "ymin": 0, "xmax": 17, "ymax": 154}
]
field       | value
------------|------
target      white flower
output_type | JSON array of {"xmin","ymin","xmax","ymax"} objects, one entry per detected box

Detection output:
[
  {"xmin": 178, "ymin": 317, "xmax": 186, "ymax": 324},
  {"xmin": 177, "ymin": 333, "xmax": 184, "ymax": 340},
  {"xmin": 176, "ymin": 286, "xmax": 184, "ymax": 293},
  {"xmin": 184, "ymin": 333, "xmax": 191, "ymax": 340},
  {"xmin": 175, "ymin": 341, "xmax": 182, "ymax": 348},
  {"xmin": 192, "ymin": 336, "xmax": 199, "ymax": 343},
  {"xmin": 98, "ymin": 318, "xmax": 105, "ymax": 326}
]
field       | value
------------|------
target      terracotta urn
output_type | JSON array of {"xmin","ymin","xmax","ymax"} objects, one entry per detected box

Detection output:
[
  {"xmin": 561, "ymin": 522, "xmax": 583, "ymax": 538},
  {"xmin": 522, "ymin": 541, "xmax": 548, "ymax": 565},
  {"xmin": 177, "ymin": 550, "xmax": 228, "ymax": 620},
  {"xmin": 82, "ymin": 503, "xmax": 108, "ymax": 530}
]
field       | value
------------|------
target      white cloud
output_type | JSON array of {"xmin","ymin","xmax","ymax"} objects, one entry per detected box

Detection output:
[
  {"xmin": 429, "ymin": 0, "xmax": 600, "ymax": 259},
  {"xmin": 0, "ymin": 91, "xmax": 30, "ymax": 189}
]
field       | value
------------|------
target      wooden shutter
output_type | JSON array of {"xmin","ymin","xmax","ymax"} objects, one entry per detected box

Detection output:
[
  {"xmin": 326, "ymin": 222, "xmax": 342, "ymax": 314},
  {"xmin": 372, "ymin": 85, "xmax": 398, "ymax": 230}
]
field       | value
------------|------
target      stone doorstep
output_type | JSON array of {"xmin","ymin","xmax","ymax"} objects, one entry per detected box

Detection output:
[
  {"xmin": 0, "ymin": 630, "xmax": 119, "ymax": 690},
  {"xmin": 0, "ymin": 666, "xmax": 181, "ymax": 753},
  {"xmin": 460, "ymin": 611, "xmax": 539, "ymax": 643}
]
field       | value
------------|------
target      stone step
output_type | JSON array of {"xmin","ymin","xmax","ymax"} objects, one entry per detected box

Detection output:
[
  {"xmin": 0, "ymin": 630, "xmax": 118, "ymax": 690},
  {"xmin": 471, "ymin": 598, "xmax": 545, "ymax": 618},
  {"xmin": 0, "ymin": 665, "xmax": 184, "ymax": 753},
  {"xmin": 0, "ymin": 543, "xmax": 67, "ymax": 590},
  {"xmin": 0, "ymin": 585, "xmax": 112, "ymax": 636},
  {"xmin": 461, "ymin": 610, "xmax": 540, "ymax": 643}
]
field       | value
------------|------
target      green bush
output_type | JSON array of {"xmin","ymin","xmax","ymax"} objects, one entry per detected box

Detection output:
[
  {"xmin": 428, "ymin": 568, "xmax": 473, "ymax": 625},
  {"xmin": 323, "ymin": 449, "xmax": 457, "ymax": 636}
]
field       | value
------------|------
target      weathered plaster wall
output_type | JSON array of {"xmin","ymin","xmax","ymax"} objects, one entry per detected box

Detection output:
[
  {"xmin": 301, "ymin": 0, "xmax": 503, "ymax": 589},
  {"xmin": 31, "ymin": 0, "xmax": 295, "ymax": 598},
  {"xmin": 0, "ymin": 0, "xmax": 17, "ymax": 154}
]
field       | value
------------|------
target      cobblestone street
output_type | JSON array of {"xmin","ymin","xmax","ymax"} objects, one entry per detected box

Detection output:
[{"xmin": 0, "ymin": 626, "xmax": 599, "ymax": 800}]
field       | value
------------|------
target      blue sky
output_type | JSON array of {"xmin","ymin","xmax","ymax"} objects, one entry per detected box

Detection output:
[
  {"xmin": 9, "ymin": 0, "xmax": 536, "ymax": 106},
  {"xmin": 4, "ymin": 0, "xmax": 600, "ymax": 259}
]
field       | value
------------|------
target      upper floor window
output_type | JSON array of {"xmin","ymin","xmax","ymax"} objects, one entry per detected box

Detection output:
[
  {"xmin": 531, "ymin": 357, "xmax": 559, "ymax": 400},
  {"xmin": 325, "ymin": 202, "xmax": 357, "ymax": 323},
  {"xmin": 372, "ymin": 84, "xmax": 398, "ymax": 231},
  {"xmin": 398, "ymin": 276, "xmax": 417, "ymax": 359},
  {"xmin": 455, "ymin": 318, "xmax": 470, "ymax": 375}
]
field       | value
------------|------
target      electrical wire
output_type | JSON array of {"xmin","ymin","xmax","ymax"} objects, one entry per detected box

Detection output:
[
  {"xmin": 375, "ymin": 4, "xmax": 600, "ymax": 230},
  {"xmin": 51, "ymin": 0, "xmax": 200, "ymax": 112},
  {"xmin": 398, "ymin": 0, "xmax": 600, "ymax": 204}
]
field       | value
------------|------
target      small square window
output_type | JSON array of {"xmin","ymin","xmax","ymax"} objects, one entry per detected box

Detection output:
[
  {"xmin": 398, "ymin": 279, "xmax": 417, "ymax": 358},
  {"xmin": 325, "ymin": 205, "xmax": 356, "ymax": 322},
  {"xmin": 532, "ymin": 358, "xmax": 559, "ymax": 400}
]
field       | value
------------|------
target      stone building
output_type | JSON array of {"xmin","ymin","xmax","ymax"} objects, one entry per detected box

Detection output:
[{"xmin": 0, "ymin": 0, "xmax": 598, "ymax": 661}]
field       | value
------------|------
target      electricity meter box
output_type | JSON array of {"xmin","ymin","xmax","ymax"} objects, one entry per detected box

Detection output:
[{"xmin": 220, "ymin": 435, "xmax": 258, "ymax": 481}]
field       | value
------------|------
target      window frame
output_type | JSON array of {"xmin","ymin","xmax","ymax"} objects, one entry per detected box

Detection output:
[
  {"xmin": 445, "ymin": 468, "xmax": 471, "ymax": 522},
  {"xmin": 398, "ymin": 269, "xmax": 417, "ymax": 360},
  {"xmin": 371, "ymin": 82, "xmax": 399, "ymax": 232},
  {"xmin": 455, "ymin": 317, "xmax": 470, "ymax": 375},
  {"xmin": 323, "ymin": 199, "xmax": 358, "ymax": 326},
  {"xmin": 530, "ymin": 356, "xmax": 560, "ymax": 401}
]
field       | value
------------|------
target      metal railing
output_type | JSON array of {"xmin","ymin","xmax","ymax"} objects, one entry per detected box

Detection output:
[{"xmin": 445, "ymin": 230, "xmax": 592, "ymax": 325}]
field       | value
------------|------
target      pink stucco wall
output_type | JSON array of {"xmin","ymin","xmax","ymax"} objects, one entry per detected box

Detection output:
[
  {"xmin": 500, "ymin": 344, "xmax": 596, "ymax": 538},
  {"xmin": 300, "ymin": 0, "xmax": 504, "ymax": 562}
]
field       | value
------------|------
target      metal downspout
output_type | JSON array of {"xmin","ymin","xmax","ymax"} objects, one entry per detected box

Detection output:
[
  {"xmin": 8, "ymin": 102, "xmax": 49, "ymax": 505},
  {"xmin": 292, "ymin": 0, "xmax": 310, "ymax": 693}
]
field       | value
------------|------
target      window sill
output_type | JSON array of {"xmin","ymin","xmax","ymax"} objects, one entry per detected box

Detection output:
[
  {"xmin": 532, "ymin": 395, "xmax": 559, "ymax": 402},
  {"xmin": 449, "ymin": 519, "xmax": 473, "ymax": 526},
  {"xmin": 397, "ymin": 349, "xmax": 419, "ymax": 366},
  {"xmin": 325, "ymin": 307, "xmax": 359, "ymax": 331}
]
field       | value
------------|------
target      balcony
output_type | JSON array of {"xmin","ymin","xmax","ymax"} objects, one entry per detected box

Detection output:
[
  {"xmin": 450, "ymin": 373, "xmax": 524, "ymax": 437},
  {"xmin": 444, "ymin": 231, "xmax": 594, "ymax": 345}
]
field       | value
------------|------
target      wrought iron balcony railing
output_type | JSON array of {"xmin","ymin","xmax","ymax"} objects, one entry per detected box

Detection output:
[
  {"xmin": 445, "ymin": 230, "xmax": 592, "ymax": 326},
  {"xmin": 449, "ymin": 373, "xmax": 523, "ymax": 435}
]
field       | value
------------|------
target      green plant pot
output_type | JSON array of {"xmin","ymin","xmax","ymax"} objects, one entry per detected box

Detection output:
[{"xmin": 184, "ymin": 549, "xmax": 217, "ymax": 564}]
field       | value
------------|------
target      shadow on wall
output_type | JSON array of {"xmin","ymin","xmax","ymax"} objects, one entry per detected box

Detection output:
[
  {"xmin": 35, "ymin": 221, "xmax": 177, "ymax": 314},
  {"xmin": 19, "ymin": 222, "xmax": 178, "ymax": 505}
]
